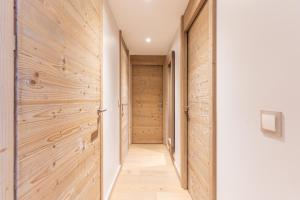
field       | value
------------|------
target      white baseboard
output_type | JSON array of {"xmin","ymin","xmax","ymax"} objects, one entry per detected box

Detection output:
[{"xmin": 104, "ymin": 165, "xmax": 121, "ymax": 200}]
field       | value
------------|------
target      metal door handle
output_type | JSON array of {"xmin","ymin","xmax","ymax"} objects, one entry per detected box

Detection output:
[{"xmin": 97, "ymin": 108, "xmax": 107, "ymax": 116}]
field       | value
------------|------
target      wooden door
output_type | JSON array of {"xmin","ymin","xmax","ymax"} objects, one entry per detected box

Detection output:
[
  {"xmin": 132, "ymin": 65, "xmax": 163, "ymax": 144},
  {"xmin": 187, "ymin": 1, "xmax": 215, "ymax": 200},
  {"xmin": 120, "ymin": 34, "xmax": 130, "ymax": 163},
  {"xmin": 16, "ymin": 0, "xmax": 103, "ymax": 199}
]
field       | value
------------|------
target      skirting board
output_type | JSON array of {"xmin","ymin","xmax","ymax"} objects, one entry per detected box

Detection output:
[{"xmin": 105, "ymin": 165, "xmax": 122, "ymax": 200}]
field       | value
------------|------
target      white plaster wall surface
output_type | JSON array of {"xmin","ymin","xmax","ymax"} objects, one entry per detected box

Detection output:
[
  {"xmin": 103, "ymin": 1, "xmax": 121, "ymax": 199},
  {"xmin": 169, "ymin": 27, "xmax": 181, "ymax": 174},
  {"xmin": 217, "ymin": 0, "xmax": 300, "ymax": 199}
]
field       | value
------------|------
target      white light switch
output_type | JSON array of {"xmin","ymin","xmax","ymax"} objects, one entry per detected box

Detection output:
[
  {"xmin": 261, "ymin": 111, "xmax": 282, "ymax": 136},
  {"xmin": 261, "ymin": 114, "xmax": 276, "ymax": 132}
]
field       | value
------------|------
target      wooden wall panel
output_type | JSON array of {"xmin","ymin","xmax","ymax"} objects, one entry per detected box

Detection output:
[
  {"xmin": 163, "ymin": 62, "xmax": 168, "ymax": 145},
  {"xmin": 120, "ymin": 32, "xmax": 130, "ymax": 163},
  {"xmin": 131, "ymin": 55, "xmax": 166, "ymax": 66},
  {"xmin": 187, "ymin": 1, "xmax": 216, "ymax": 200},
  {"xmin": 16, "ymin": 0, "xmax": 103, "ymax": 199},
  {"xmin": 180, "ymin": 16, "xmax": 189, "ymax": 189},
  {"xmin": 0, "ymin": 1, "xmax": 15, "ymax": 199},
  {"xmin": 132, "ymin": 65, "xmax": 163, "ymax": 144},
  {"xmin": 129, "ymin": 57, "xmax": 133, "ymax": 145},
  {"xmin": 183, "ymin": 0, "xmax": 206, "ymax": 31}
]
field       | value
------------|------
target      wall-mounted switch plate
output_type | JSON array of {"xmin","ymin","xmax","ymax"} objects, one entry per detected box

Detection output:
[{"xmin": 261, "ymin": 111, "xmax": 282, "ymax": 137}]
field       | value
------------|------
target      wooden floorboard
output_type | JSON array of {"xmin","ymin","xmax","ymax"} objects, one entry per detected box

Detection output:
[{"xmin": 110, "ymin": 144, "xmax": 191, "ymax": 200}]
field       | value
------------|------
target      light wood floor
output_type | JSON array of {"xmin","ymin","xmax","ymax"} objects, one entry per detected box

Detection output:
[{"xmin": 110, "ymin": 144, "xmax": 192, "ymax": 200}]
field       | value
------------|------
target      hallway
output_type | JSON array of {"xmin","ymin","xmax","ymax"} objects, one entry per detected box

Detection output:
[
  {"xmin": 1, "ymin": 0, "xmax": 300, "ymax": 200},
  {"xmin": 110, "ymin": 145, "xmax": 191, "ymax": 200}
]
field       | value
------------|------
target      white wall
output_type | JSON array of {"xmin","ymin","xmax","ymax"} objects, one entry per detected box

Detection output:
[
  {"xmin": 103, "ymin": 2, "xmax": 120, "ymax": 199},
  {"xmin": 169, "ymin": 27, "xmax": 182, "ymax": 174},
  {"xmin": 217, "ymin": 0, "xmax": 300, "ymax": 199}
]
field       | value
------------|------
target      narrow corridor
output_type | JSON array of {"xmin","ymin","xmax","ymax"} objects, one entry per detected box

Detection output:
[
  {"xmin": 2, "ymin": 0, "xmax": 299, "ymax": 199},
  {"xmin": 110, "ymin": 145, "xmax": 191, "ymax": 200}
]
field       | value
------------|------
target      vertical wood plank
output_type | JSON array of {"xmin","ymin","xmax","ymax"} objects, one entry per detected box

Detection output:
[
  {"xmin": 163, "ymin": 60, "xmax": 168, "ymax": 145},
  {"xmin": 129, "ymin": 59, "xmax": 133, "ymax": 145},
  {"xmin": 209, "ymin": 0, "xmax": 217, "ymax": 199},
  {"xmin": 0, "ymin": 1, "xmax": 15, "ymax": 199}
]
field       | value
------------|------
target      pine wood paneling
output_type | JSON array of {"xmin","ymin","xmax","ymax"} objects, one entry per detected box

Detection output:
[
  {"xmin": 120, "ymin": 32, "xmax": 130, "ymax": 163},
  {"xmin": 180, "ymin": 16, "xmax": 189, "ymax": 189},
  {"xmin": 132, "ymin": 64, "xmax": 163, "ymax": 144},
  {"xmin": 131, "ymin": 55, "xmax": 166, "ymax": 66},
  {"xmin": 187, "ymin": 1, "xmax": 216, "ymax": 200},
  {"xmin": 0, "ymin": 1, "xmax": 15, "ymax": 199},
  {"xmin": 16, "ymin": 0, "xmax": 103, "ymax": 199},
  {"xmin": 163, "ymin": 61, "xmax": 168, "ymax": 145},
  {"xmin": 183, "ymin": 0, "xmax": 206, "ymax": 31}
]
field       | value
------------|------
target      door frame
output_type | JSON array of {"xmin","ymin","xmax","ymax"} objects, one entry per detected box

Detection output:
[
  {"xmin": 166, "ymin": 51, "xmax": 176, "ymax": 160},
  {"xmin": 180, "ymin": 1, "xmax": 216, "ymax": 199},
  {"xmin": 100, "ymin": 12, "xmax": 104, "ymax": 200},
  {"xmin": 119, "ymin": 31, "xmax": 130, "ymax": 164}
]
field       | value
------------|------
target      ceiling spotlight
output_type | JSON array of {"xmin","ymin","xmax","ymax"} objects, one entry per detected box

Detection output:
[{"xmin": 145, "ymin": 37, "xmax": 151, "ymax": 43}]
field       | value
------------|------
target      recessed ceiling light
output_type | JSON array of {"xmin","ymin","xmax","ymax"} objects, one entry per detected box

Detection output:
[{"xmin": 145, "ymin": 37, "xmax": 151, "ymax": 43}]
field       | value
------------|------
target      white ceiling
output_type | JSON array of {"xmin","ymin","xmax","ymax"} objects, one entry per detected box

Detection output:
[{"xmin": 107, "ymin": 0, "xmax": 189, "ymax": 55}]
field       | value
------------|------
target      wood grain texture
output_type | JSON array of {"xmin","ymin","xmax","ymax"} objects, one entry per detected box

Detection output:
[
  {"xmin": 0, "ymin": 1, "xmax": 15, "ymax": 199},
  {"xmin": 16, "ymin": 0, "xmax": 103, "ymax": 199},
  {"xmin": 183, "ymin": 0, "xmax": 206, "ymax": 31},
  {"xmin": 110, "ymin": 145, "xmax": 192, "ymax": 200},
  {"xmin": 187, "ymin": 1, "xmax": 216, "ymax": 200},
  {"xmin": 180, "ymin": 16, "xmax": 189, "ymax": 189},
  {"xmin": 162, "ymin": 63, "xmax": 167, "ymax": 145},
  {"xmin": 132, "ymin": 65, "xmax": 163, "ymax": 144},
  {"xmin": 129, "ymin": 60, "xmax": 133, "ymax": 145},
  {"xmin": 120, "ymin": 31, "xmax": 130, "ymax": 164},
  {"xmin": 130, "ymin": 55, "xmax": 165, "ymax": 66},
  {"xmin": 165, "ymin": 52, "xmax": 176, "ymax": 159}
]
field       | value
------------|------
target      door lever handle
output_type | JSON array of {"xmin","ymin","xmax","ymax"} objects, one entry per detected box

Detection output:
[{"xmin": 97, "ymin": 108, "xmax": 107, "ymax": 116}]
